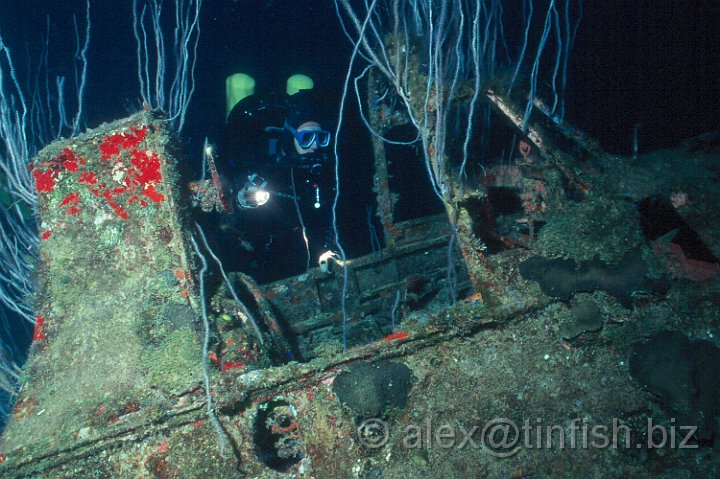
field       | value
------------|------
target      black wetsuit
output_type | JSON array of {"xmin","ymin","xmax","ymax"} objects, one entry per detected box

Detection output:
[{"xmin": 215, "ymin": 93, "xmax": 334, "ymax": 283}]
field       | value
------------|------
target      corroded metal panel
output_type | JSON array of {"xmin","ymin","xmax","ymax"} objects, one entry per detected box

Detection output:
[{"xmin": 1, "ymin": 112, "xmax": 213, "ymax": 465}]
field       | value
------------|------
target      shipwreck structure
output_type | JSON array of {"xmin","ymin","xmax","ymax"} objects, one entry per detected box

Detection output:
[{"xmin": 1, "ymin": 74, "xmax": 720, "ymax": 478}]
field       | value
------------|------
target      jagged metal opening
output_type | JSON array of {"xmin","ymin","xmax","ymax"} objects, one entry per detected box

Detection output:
[
  {"xmin": 638, "ymin": 195, "xmax": 718, "ymax": 264},
  {"xmin": 463, "ymin": 186, "xmax": 544, "ymax": 254},
  {"xmin": 253, "ymin": 399, "xmax": 304, "ymax": 472}
]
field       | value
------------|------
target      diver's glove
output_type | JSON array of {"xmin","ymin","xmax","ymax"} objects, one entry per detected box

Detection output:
[{"xmin": 318, "ymin": 250, "xmax": 343, "ymax": 274}]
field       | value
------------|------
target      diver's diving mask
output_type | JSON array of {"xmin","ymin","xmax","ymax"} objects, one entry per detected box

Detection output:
[{"xmin": 284, "ymin": 121, "xmax": 331, "ymax": 148}]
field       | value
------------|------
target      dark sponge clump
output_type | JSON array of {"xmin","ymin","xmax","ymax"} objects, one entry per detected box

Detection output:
[
  {"xmin": 629, "ymin": 331, "xmax": 720, "ymax": 441},
  {"xmin": 333, "ymin": 360, "xmax": 415, "ymax": 418},
  {"xmin": 519, "ymin": 249, "xmax": 668, "ymax": 306}
]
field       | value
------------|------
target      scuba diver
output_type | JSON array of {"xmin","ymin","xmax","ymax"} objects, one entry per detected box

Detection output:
[{"xmin": 209, "ymin": 73, "xmax": 336, "ymax": 283}]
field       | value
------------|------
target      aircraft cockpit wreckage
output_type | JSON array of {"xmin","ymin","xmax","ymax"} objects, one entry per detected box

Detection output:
[{"xmin": 1, "ymin": 1, "xmax": 719, "ymax": 478}]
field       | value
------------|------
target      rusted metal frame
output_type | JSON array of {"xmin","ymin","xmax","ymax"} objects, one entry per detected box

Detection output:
[
  {"xmin": 216, "ymin": 295, "xmax": 552, "ymax": 412},
  {"xmin": 451, "ymin": 206, "xmax": 489, "ymax": 298},
  {"xmin": 484, "ymin": 90, "xmax": 594, "ymax": 192},
  {"xmin": 485, "ymin": 90, "xmax": 546, "ymax": 151},
  {"xmin": 367, "ymin": 68, "xmax": 403, "ymax": 249},
  {"xmin": 269, "ymin": 222, "xmax": 464, "ymax": 336},
  {"xmin": 365, "ymin": 53, "xmax": 488, "ymax": 298},
  {"xmin": 531, "ymin": 97, "xmax": 604, "ymax": 158},
  {"xmin": 233, "ymin": 272, "xmax": 291, "ymax": 360},
  {"xmin": 7, "ymin": 289, "xmax": 551, "ymax": 477},
  {"xmin": 415, "ymin": 98, "xmax": 488, "ymax": 299}
]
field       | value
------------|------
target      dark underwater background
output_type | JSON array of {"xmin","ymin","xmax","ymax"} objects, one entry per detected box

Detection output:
[
  {"xmin": 1, "ymin": 0, "xmax": 717, "ymax": 229},
  {"xmin": 1, "ymin": 1, "xmax": 716, "ymax": 150}
]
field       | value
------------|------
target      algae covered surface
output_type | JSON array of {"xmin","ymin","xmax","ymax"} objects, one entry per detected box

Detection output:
[
  {"xmin": 1, "ymin": 112, "xmax": 203, "ymax": 457},
  {"xmin": 1, "ymin": 123, "xmax": 719, "ymax": 478}
]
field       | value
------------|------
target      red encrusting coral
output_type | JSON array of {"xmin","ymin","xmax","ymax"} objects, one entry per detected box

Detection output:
[
  {"xmin": 32, "ymin": 169, "xmax": 56, "ymax": 193},
  {"xmin": 96, "ymin": 126, "xmax": 165, "ymax": 215},
  {"xmin": 59, "ymin": 192, "xmax": 81, "ymax": 215},
  {"xmin": 33, "ymin": 315, "xmax": 47, "ymax": 342},
  {"xmin": 222, "ymin": 361, "xmax": 246, "ymax": 371},
  {"xmin": 11, "ymin": 396, "xmax": 39, "ymax": 420},
  {"xmin": 128, "ymin": 149, "xmax": 162, "ymax": 184},
  {"xmin": 77, "ymin": 171, "xmax": 98, "ymax": 184},
  {"xmin": 142, "ymin": 184, "xmax": 165, "ymax": 203},
  {"xmin": 98, "ymin": 126, "xmax": 148, "ymax": 160},
  {"xmin": 383, "ymin": 331, "xmax": 409, "ymax": 341},
  {"xmin": 102, "ymin": 190, "xmax": 130, "ymax": 220},
  {"xmin": 33, "ymin": 124, "xmax": 166, "ymax": 228},
  {"xmin": 58, "ymin": 147, "xmax": 86, "ymax": 172}
]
